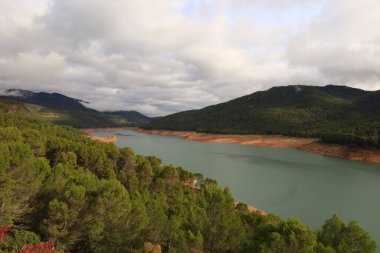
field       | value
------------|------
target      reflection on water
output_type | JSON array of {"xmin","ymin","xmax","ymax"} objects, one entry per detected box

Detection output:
[
  {"xmin": 115, "ymin": 132, "xmax": 135, "ymax": 136},
  {"xmin": 272, "ymin": 184, "xmax": 299, "ymax": 205}
]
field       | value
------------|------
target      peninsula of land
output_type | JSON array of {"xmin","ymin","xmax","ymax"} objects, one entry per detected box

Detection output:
[{"xmin": 82, "ymin": 128, "xmax": 123, "ymax": 142}]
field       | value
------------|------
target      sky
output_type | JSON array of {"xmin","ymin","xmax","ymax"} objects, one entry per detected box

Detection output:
[{"xmin": 0, "ymin": 0, "xmax": 380, "ymax": 116}]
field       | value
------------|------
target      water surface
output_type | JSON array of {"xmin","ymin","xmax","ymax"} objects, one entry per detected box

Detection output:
[{"xmin": 92, "ymin": 130, "xmax": 380, "ymax": 247}]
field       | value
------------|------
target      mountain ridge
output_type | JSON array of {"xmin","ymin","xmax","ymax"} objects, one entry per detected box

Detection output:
[
  {"xmin": 0, "ymin": 89, "xmax": 89, "ymax": 110},
  {"xmin": 147, "ymin": 85, "xmax": 380, "ymax": 147}
]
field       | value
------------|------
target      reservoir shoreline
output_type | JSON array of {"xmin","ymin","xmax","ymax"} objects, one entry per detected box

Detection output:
[
  {"xmin": 86, "ymin": 127, "xmax": 380, "ymax": 249},
  {"xmin": 83, "ymin": 127, "xmax": 380, "ymax": 164}
]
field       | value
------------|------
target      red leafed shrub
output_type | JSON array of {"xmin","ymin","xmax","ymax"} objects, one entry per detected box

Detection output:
[
  {"xmin": 0, "ymin": 225, "xmax": 12, "ymax": 241},
  {"xmin": 1, "ymin": 226, "xmax": 67, "ymax": 253},
  {"xmin": 20, "ymin": 241, "xmax": 56, "ymax": 253}
]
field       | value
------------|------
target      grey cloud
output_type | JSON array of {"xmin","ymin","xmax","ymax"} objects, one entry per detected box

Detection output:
[{"xmin": 287, "ymin": 0, "xmax": 380, "ymax": 89}]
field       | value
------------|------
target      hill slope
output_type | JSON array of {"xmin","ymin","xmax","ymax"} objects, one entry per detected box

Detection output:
[
  {"xmin": 0, "ymin": 89, "xmax": 151, "ymax": 128},
  {"xmin": 147, "ymin": 85, "xmax": 380, "ymax": 147}
]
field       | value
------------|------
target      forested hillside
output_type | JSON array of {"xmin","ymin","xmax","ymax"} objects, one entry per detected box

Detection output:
[
  {"xmin": 147, "ymin": 85, "xmax": 380, "ymax": 147},
  {"xmin": 0, "ymin": 101, "xmax": 376, "ymax": 253},
  {"xmin": 0, "ymin": 89, "xmax": 151, "ymax": 128}
]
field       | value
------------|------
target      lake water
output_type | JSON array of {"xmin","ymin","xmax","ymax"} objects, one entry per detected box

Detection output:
[{"xmin": 92, "ymin": 130, "xmax": 380, "ymax": 248}]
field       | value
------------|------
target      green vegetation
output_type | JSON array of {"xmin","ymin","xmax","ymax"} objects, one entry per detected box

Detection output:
[
  {"xmin": 147, "ymin": 85, "xmax": 380, "ymax": 147},
  {"xmin": 0, "ymin": 101, "xmax": 376, "ymax": 252}
]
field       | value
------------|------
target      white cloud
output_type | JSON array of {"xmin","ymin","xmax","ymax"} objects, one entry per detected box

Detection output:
[{"xmin": 0, "ymin": 0, "xmax": 379, "ymax": 116}]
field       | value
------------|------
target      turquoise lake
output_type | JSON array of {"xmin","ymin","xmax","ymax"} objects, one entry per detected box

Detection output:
[{"xmin": 91, "ymin": 130, "xmax": 380, "ymax": 248}]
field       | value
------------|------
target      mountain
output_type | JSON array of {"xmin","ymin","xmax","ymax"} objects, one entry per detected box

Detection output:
[
  {"xmin": 0, "ymin": 89, "xmax": 151, "ymax": 128},
  {"xmin": 0, "ymin": 89, "xmax": 89, "ymax": 110},
  {"xmin": 105, "ymin": 110, "xmax": 153, "ymax": 124},
  {"xmin": 147, "ymin": 85, "xmax": 380, "ymax": 147}
]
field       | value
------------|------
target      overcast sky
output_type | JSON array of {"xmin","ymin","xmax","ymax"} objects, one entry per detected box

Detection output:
[{"xmin": 1, "ymin": 0, "xmax": 380, "ymax": 116}]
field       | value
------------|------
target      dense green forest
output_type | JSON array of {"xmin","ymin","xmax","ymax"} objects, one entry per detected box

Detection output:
[
  {"xmin": 0, "ymin": 101, "xmax": 376, "ymax": 252},
  {"xmin": 147, "ymin": 85, "xmax": 380, "ymax": 147}
]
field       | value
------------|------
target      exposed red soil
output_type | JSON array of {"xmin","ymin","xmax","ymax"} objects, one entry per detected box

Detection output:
[
  {"xmin": 81, "ymin": 128, "xmax": 125, "ymax": 143},
  {"xmin": 234, "ymin": 201, "xmax": 267, "ymax": 215},
  {"xmin": 130, "ymin": 128, "xmax": 318, "ymax": 148},
  {"xmin": 300, "ymin": 141, "xmax": 380, "ymax": 164},
  {"xmin": 84, "ymin": 135, "xmax": 118, "ymax": 143}
]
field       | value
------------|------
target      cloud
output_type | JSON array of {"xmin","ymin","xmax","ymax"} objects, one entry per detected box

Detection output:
[
  {"xmin": 287, "ymin": 0, "xmax": 380, "ymax": 89},
  {"xmin": 2, "ymin": 51, "xmax": 66, "ymax": 82},
  {"xmin": 0, "ymin": 0, "xmax": 379, "ymax": 116},
  {"xmin": 0, "ymin": 89, "xmax": 25, "ymax": 97}
]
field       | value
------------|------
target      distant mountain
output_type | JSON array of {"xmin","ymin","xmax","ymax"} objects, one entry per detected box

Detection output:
[
  {"xmin": 0, "ymin": 89, "xmax": 89, "ymax": 110},
  {"xmin": 147, "ymin": 85, "xmax": 380, "ymax": 147},
  {"xmin": 0, "ymin": 89, "xmax": 150, "ymax": 128},
  {"xmin": 105, "ymin": 110, "xmax": 152, "ymax": 124}
]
